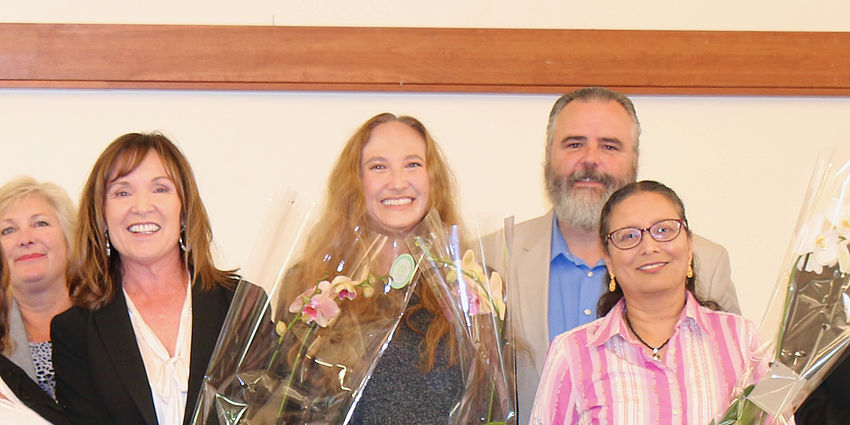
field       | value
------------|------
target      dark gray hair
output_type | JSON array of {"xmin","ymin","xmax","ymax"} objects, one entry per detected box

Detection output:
[{"xmin": 544, "ymin": 87, "xmax": 642, "ymax": 161}]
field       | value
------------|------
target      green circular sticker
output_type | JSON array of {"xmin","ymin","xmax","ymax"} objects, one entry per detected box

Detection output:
[{"xmin": 389, "ymin": 253, "xmax": 416, "ymax": 289}]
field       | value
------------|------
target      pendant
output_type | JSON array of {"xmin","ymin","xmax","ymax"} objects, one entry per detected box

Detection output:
[{"xmin": 651, "ymin": 349, "xmax": 662, "ymax": 361}]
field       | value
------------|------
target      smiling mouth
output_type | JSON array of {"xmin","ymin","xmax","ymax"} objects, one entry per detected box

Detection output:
[
  {"xmin": 574, "ymin": 177, "xmax": 603, "ymax": 184},
  {"xmin": 382, "ymin": 197, "xmax": 413, "ymax": 206},
  {"xmin": 568, "ymin": 168, "xmax": 613, "ymax": 188},
  {"xmin": 16, "ymin": 253, "xmax": 45, "ymax": 262},
  {"xmin": 128, "ymin": 223, "xmax": 161, "ymax": 234},
  {"xmin": 637, "ymin": 262, "xmax": 667, "ymax": 271}
]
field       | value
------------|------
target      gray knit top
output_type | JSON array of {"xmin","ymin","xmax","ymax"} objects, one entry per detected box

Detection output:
[{"xmin": 349, "ymin": 292, "xmax": 463, "ymax": 425}]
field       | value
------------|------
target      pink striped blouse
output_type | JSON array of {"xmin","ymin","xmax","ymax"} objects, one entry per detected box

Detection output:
[{"xmin": 530, "ymin": 292, "xmax": 779, "ymax": 425}]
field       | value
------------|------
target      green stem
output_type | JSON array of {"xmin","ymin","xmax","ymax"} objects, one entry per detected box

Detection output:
[
  {"xmin": 424, "ymin": 254, "xmax": 505, "ymax": 315},
  {"xmin": 266, "ymin": 314, "xmax": 302, "ymax": 371},
  {"xmin": 776, "ymin": 259, "xmax": 802, "ymax": 358},
  {"xmin": 416, "ymin": 240, "xmax": 508, "ymax": 423},
  {"xmin": 267, "ymin": 279, "xmax": 326, "ymax": 424},
  {"xmin": 431, "ymin": 255, "xmax": 484, "ymax": 284},
  {"xmin": 266, "ymin": 280, "xmax": 323, "ymax": 372},
  {"xmin": 275, "ymin": 324, "xmax": 316, "ymax": 425},
  {"xmin": 487, "ymin": 380, "xmax": 495, "ymax": 422}
]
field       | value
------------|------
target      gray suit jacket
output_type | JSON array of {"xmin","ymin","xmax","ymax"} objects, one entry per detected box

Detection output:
[
  {"xmin": 511, "ymin": 210, "xmax": 740, "ymax": 425},
  {"xmin": 7, "ymin": 299, "xmax": 38, "ymax": 382}
]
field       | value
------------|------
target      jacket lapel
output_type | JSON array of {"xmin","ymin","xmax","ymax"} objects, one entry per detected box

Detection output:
[
  {"xmin": 8, "ymin": 300, "xmax": 38, "ymax": 380},
  {"xmin": 95, "ymin": 289, "xmax": 159, "ymax": 425},
  {"xmin": 0, "ymin": 356, "xmax": 71, "ymax": 425},
  {"xmin": 514, "ymin": 210, "xmax": 553, "ymax": 372},
  {"xmin": 183, "ymin": 283, "xmax": 231, "ymax": 425},
  {"xmin": 512, "ymin": 210, "xmax": 555, "ymax": 425}
]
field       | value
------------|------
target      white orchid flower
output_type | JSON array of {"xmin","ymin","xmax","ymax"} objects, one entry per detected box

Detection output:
[
  {"xmin": 797, "ymin": 213, "xmax": 829, "ymax": 256},
  {"xmin": 837, "ymin": 215, "xmax": 850, "ymax": 239},
  {"xmin": 806, "ymin": 229, "xmax": 840, "ymax": 274},
  {"xmin": 838, "ymin": 239, "xmax": 850, "ymax": 274}
]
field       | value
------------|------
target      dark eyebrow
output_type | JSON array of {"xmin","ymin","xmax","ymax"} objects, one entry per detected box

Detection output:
[{"xmin": 560, "ymin": 135, "xmax": 587, "ymax": 144}]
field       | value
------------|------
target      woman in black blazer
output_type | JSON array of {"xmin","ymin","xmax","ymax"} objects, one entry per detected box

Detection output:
[{"xmin": 51, "ymin": 133, "xmax": 238, "ymax": 425}]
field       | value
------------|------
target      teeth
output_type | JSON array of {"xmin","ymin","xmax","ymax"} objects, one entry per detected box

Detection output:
[
  {"xmin": 128, "ymin": 223, "xmax": 161, "ymax": 234},
  {"xmin": 638, "ymin": 263, "xmax": 665, "ymax": 271},
  {"xmin": 382, "ymin": 198, "xmax": 413, "ymax": 206}
]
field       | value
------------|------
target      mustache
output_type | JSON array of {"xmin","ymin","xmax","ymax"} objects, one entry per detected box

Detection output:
[{"xmin": 565, "ymin": 167, "xmax": 616, "ymax": 188}]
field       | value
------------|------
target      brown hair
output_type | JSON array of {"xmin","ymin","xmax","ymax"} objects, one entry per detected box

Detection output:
[
  {"xmin": 0, "ymin": 176, "xmax": 76, "ymax": 353},
  {"xmin": 297, "ymin": 113, "xmax": 462, "ymax": 370},
  {"xmin": 69, "ymin": 132, "xmax": 237, "ymax": 310}
]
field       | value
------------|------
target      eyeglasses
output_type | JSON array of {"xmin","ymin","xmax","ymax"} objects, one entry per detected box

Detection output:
[{"xmin": 606, "ymin": 219, "xmax": 686, "ymax": 250}]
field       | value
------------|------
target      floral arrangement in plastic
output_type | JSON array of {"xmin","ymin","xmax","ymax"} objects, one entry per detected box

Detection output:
[
  {"xmin": 407, "ymin": 209, "xmax": 517, "ymax": 425},
  {"xmin": 711, "ymin": 156, "xmax": 850, "ymax": 425},
  {"xmin": 190, "ymin": 190, "xmax": 421, "ymax": 425}
]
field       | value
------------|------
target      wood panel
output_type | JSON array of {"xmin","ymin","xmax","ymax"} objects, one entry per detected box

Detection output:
[{"xmin": 1, "ymin": 23, "xmax": 849, "ymax": 95}]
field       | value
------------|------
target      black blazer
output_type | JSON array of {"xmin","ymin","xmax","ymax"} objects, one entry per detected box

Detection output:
[
  {"xmin": 51, "ymin": 280, "xmax": 234, "ymax": 425},
  {"xmin": 0, "ymin": 355, "xmax": 70, "ymax": 425}
]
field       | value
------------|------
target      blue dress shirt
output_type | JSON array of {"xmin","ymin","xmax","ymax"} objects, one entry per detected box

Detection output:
[{"xmin": 547, "ymin": 215, "xmax": 608, "ymax": 341}]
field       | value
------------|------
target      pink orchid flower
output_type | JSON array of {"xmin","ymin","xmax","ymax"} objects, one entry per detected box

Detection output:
[
  {"xmin": 331, "ymin": 275, "xmax": 357, "ymax": 300},
  {"xmin": 289, "ymin": 281, "xmax": 341, "ymax": 327},
  {"xmin": 467, "ymin": 290, "xmax": 484, "ymax": 315}
]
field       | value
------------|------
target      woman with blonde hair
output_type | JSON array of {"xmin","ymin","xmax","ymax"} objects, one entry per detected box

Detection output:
[
  {"xmin": 296, "ymin": 112, "xmax": 464, "ymax": 424},
  {"xmin": 0, "ymin": 176, "xmax": 75, "ymax": 399},
  {"xmin": 0, "ymin": 274, "xmax": 70, "ymax": 424},
  {"xmin": 51, "ymin": 132, "xmax": 239, "ymax": 425}
]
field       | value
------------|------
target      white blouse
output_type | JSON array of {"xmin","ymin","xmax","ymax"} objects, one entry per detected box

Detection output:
[
  {"xmin": 124, "ymin": 281, "xmax": 193, "ymax": 425},
  {"xmin": 0, "ymin": 377, "xmax": 52, "ymax": 425}
]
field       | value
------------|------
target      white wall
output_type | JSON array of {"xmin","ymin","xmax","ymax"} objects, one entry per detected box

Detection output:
[
  {"xmin": 2, "ymin": 0, "xmax": 850, "ymax": 324},
  {"xmin": 5, "ymin": 0, "xmax": 850, "ymax": 30}
]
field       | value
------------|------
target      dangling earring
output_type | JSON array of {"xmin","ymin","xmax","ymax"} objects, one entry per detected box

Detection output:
[
  {"xmin": 609, "ymin": 274, "xmax": 617, "ymax": 292},
  {"xmin": 687, "ymin": 256, "xmax": 694, "ymax": 278},
  {"xmin": 179, "ymin": 224, "xmax": 188, "ymax": 252},
  {"xmin": 105, "ymin": 230, "xmax": 111, "ymax": 257}
]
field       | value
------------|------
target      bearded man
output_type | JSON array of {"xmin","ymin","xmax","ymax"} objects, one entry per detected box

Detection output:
[{"xmin": 511, "ymin": 87, "xmax": 740, "ymax": 425}]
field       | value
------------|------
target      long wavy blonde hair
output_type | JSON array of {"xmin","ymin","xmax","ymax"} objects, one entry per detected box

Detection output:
[{"xmin": 296, "ymin": 113, "xmax": 462, "ymax": 370}]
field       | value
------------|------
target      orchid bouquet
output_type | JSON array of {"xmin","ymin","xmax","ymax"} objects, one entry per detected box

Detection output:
[
  {"xmin": 191, "ymin": 190, "xmax": 420, "ymax": 425},
  {"xmin": 407, "ymin": 209, "xmax": 517, "ymax": 425},
  {"xmin": 711, "ymin": 156, "xmax": 850, "ymax": 425}
]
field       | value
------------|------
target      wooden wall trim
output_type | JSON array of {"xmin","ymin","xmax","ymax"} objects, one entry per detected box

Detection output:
[{"xmin": 1, "ymin": 23, "xmax": 848, "ymax": 95}]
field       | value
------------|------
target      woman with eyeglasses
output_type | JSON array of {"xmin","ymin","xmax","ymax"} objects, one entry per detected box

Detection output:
[{"xmin": 529, "ymin": 181, "xmax": 787, "ymax": 425}]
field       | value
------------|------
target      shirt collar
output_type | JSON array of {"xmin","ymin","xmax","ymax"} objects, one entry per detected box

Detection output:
[
  {"xmin": 550, "ymin": 214, "xmax": 605, "ymax": 268},
  {"xmin": 587, "ymin": 290, "xmax": 705, "ymax": 348}
]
